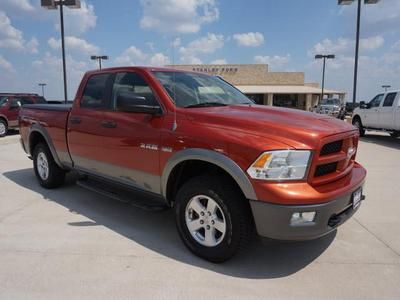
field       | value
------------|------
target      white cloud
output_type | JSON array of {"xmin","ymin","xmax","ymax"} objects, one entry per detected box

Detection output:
[
  {"xmin": 0, "ymin": 0, "xmax": 35, "ymax": 13},
  {"xmin": 115, "ymin": 46, "xmax": 170, "ymax": 66},
  {"xmin": 0, "ymin": 55, "xmax": 15, "ymax": 73},
  {"xmin": 149, "ymin": 53, "xmax": 171, "ymax": 66},
  {"xmin": 0, "ymin": 11, "xmax": 38, "ymax": 53},
  {"xmin": 0, "ymin": 11, "xmax": 24, "ymax": 50},
  {"xmin": 309, "ymin": 36, "xmax": 384, "ymax": 57},
  {"xmin": 139, "ymin": 0, "xmax": 219, "ymax": 34},
  {"xmin": 210, "ymin": 58, "xmax": 227, "ymax": 64},
  {"xmin": 55, "ymin": 1, "xmax": 97, "ymax": 35},
  {"xmin": 233, "ymin": 32, "xmax": 264, "ymax": 47},
  {"xmin": 26, "ymin": 37, "xmax": 39, "ymax": 53},
  {"xmin": 254, "ymin": 54, "xmax": 291, "ymax": 68},
  {"xmin": 32, "ymin": 52, "xmax": 90, "ymax": 99},
  {"xmin": 48, "ymin": 36, "xmax": 100, "ymax": 56},
  {"xmin": 178, "ymin": 33, "xmax": 224, "ymax": 63}
]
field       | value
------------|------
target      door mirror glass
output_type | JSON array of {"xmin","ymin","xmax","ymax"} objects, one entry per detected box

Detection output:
[{"xmin": 116, "ymin": 90, "xmax": 161, "ymax": 115}]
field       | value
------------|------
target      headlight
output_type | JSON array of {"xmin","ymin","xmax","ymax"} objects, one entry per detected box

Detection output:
[{"xmin": 247, "ymin": 150, "xmax": 312, "ymax": 181}]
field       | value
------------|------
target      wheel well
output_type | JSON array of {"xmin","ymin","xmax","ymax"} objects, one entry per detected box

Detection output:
[
  {"xmin": 352, "ymin": 115, "xmax": 361, "ymax": 124},
  {"xmin": 0, "ymin": 117, "xmax": 7, "ymax": 126},
  {"xmin": 166, "ymin": 160, "xmax": 245, "ymax": 206},
  {"xmin": 29, "ymin": 131, "xmax": 47, "ymax": 155}
]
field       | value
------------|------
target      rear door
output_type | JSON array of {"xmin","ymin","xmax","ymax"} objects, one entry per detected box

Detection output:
[
  {"xmin": 379, "ymin": 92, "xmax": 398, "ymax": 129},
  {"xmin": 395, "ymin": 95, "xmax": 400, "ymax": 130},
  {"xmin": 67, "ymin": 73, "xmax": 114, "ymax": 174},
  {"xmin": 363, "ymin": 94, "xmax": 384, "ymax": 128},
  {"xmin": 99, "ymin": 71, "xmax": 164, "ymax": 193},
  {"xmin": 7, "ymin": 96, "xmax": 22, "ymax": 127}
]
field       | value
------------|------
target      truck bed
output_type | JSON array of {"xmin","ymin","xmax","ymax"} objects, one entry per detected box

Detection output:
[{"xmin": 19, "ymin": 103, "xmax": 72, "ymax": 167}]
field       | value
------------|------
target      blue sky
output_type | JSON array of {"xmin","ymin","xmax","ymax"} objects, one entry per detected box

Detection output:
[{"xmin": 0, "ymin": 0, "xmax": 399, "ymax": 101}]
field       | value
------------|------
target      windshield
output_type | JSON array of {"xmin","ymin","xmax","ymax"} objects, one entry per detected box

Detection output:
[
  {"xmin": 321, "ymin": 99, "xmax": 340, "ymax": 106},
  {"xmin": 152, "ymin": 71, "xmax": 253, "ymax": 108}
]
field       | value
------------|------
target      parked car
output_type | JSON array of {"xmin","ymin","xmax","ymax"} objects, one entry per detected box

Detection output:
[
  {"xmin": 19, "ymin": 67, "xmax": 366, "ymax": 262},
  {"xmin": 0, "ymin": 93, "xmax": 47, "ymax": 137},
  {"xmin": 352, "ymin": 90, "xmax": 400, "ymax": 137},
  {"xmin": 314, "ymin": 98, "xmax": 346, "ymax": 119}
]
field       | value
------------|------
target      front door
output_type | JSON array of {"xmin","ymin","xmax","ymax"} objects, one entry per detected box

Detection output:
[
  {"xmin": 363, "ymin": 94, "xmax": 384, "ymax": 128},
  {"xmin": 99, "ymin": 71, "xmax": 164, "ymax": 194},
  {"xmin": 379, "ymin": 92, "xmax": 398, "ymax": 129}
]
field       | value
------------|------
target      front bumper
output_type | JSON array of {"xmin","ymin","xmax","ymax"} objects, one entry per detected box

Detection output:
[{"xmin": 250, "ymin": 185, "xmax": 365, "ymax": 241}]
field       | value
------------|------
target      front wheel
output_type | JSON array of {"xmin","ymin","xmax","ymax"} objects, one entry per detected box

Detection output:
[
  {"xmin": 33, "ymin": 143, "xmax": 66, "ymax": 189},
  {"xmin": 390, "ymin": 131, "xmax": 400, "ymax": 138},
  {"xmin": 352, "ymin": 118, "xmax": 365, "ymax": 137},
  {"xmin": 0, "ymin": 119, "xmax": 7, "ymax": 137},
  {"xmin": 175, "ymin": 175, "xmax": 253, "ymax": 263}
]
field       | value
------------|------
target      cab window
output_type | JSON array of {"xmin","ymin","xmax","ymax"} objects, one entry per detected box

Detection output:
[
  {"xmin": 81, "ymin": 74, "xmax": 113, "ymax": 109},
  {"xmin": 0, "ymin": 97, "xmax": 8, "ymax": 107},
  {"xmin": 383, "ymin": 93, "xmax": 397, "ymax": 107},
  {"xmin": 111, "ymin": 72, "xmax": 158, "ymax": 110},
  {"xmin": 369, "ymin": 94, "xmax": 384, "ymax": 108}
]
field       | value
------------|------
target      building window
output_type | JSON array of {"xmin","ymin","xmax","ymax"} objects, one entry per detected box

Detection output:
[
  {"xmin": 246, "ymin": 94, "xmax": 264, "ymax": 105},
  {"xmin": 273, "ymin": 94, "xmax": 298, "ymax": 109}
]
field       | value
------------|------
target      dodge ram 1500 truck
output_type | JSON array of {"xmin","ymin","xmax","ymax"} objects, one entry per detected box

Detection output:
[{"xmin": 19, "ymin": 67, "xmax": 366, "ymax": 262}]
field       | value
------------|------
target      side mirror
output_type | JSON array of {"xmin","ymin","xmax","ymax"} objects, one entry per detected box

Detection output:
[
  {"xmin": 116, "ymin": 91, "xmax": 162, "ymax": 115},
  {"xmin": 359, "ymin": 101, "xmax": 367, "ymax": 109}
]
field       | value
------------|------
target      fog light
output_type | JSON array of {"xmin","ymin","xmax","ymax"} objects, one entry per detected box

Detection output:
[{"xmin": 290, "ymin": 212, "xmax": 316, "ymax": 226}]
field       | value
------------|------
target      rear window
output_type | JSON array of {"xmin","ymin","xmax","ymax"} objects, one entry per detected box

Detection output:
[
  {"xmin": 33, "ymin": 96, "xmax": 47, "ymax": 104},
  {"xmin": 81, "ymin": 74, "xmax": 112, "ymax": 109},
  {"xmin": 383, "ymin": 93, "xmax": 397, "ymax": 107}
]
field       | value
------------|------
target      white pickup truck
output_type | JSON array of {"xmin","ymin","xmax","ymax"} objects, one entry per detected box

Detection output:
[{"xmin": 352, "ymin": 90, "xmax": 400, "ymax": 138}]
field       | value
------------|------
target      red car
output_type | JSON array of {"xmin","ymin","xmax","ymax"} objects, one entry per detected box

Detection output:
[
  {"xmin": 19, "ymin": 67, "xmax": 366, "ymax": 262},
  {"xmin": 0, "ymin": 93, "xmax": 46, "ymax": 137}
]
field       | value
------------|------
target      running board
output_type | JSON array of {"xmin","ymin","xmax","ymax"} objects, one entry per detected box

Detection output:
[{"xmin": 76, "ymin": 179, "xmax": 168, "ymax": 212}]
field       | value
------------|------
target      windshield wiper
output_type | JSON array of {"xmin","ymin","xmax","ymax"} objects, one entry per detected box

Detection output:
[{"xmin": 184, "ymin": 102, "xmax": 228, "ymax": 108}]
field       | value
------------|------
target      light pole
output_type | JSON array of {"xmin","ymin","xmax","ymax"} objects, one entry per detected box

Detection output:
[
  {"xmin": 38, "ymin": 83, "xmax": 47, "ymax": 97},
  {"xmin": 41, "ymin": 0, "xmax": 81, "ymax": 103},
  {"xmin": 315, "ymin": 54, "xmax": 335, "ymax": 104},
  {"xmin": 338, "ymin": 0, "xmax": 381, "ymax": 106},
  {"xmin": 91, "ymin": 55, "xmax": 109, "ymax": 70},
  {"xmin": 382, "ymin": 85, "xmax": 391, "ymax": 92}
]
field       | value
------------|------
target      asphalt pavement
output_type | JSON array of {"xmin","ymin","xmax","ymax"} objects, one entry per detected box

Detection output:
[{"xmin": 0, "ymin": 131, "xmax": 399, "ymax": 299}]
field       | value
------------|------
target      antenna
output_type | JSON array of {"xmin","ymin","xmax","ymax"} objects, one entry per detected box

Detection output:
[{"xmin": 171, "ymin": 37, "xmax": 178, "ymax": 131}]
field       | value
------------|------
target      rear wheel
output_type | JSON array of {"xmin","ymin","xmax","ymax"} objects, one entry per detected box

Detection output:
[
  {"xmin": 352, "ymin": 117, "xmax": 365, "ymax": 137},
  {"xmin": 0, "ymin": 119, "xmax": 7, "ymax": 137},
  {"xmin": 33, "ymin": 143, "xmax": 66, "ymax": 188},
  {"xmin": 390, "ymin": 131, "xmax": 400, "ymax": 138},
  {"xmin": 175, "ymin": 175, "xmax": 253, "ymax": 263}
]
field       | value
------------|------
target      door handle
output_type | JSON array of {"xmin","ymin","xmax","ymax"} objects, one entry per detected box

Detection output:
[
  {"xmin": 101, "ymin": 120, "xmax": 117, "ymax": 128},
  {"xmin": 70, "ymin": 116, "xmax": 81, "ymax": 124}
]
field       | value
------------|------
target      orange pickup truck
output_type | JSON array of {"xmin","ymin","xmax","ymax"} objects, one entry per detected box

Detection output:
[{"xmin": 19, "ymin": 67, "xmax": 366, "ymax": 262}]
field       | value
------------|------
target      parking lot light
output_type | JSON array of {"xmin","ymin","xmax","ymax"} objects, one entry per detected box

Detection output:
[
  {"xmin": 338, "ymin": 0, "xmax": 381, "ymax": 106},
  {"xmin": 315, "ymin": 54, "xmax": 335, "ymax": 104},
  {"xmin": 90, "ymin": 55, "xmax": 109, "ymax": 70},
  {"xmin": 38, "ymin": 83, "xmax": 47, "ymax": 97},
  {"xmin": 41, "ymin": 0, "xmax": 81, "ymax": 104}
]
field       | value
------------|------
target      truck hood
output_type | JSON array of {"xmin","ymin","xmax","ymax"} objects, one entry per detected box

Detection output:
[{"xmin": 186, "ymin": 104, "xmax": 356, "ymax": 149}]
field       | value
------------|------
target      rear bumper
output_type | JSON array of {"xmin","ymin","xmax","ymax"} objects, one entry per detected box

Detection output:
[{"xmin": 249, "ymin": 166, "xmax": 366, "ymax": 240}]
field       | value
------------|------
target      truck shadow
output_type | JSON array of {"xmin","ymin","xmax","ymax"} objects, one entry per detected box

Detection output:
[
  {"xmin": 360, "ymin": 133, "xmax": 400, "ymax": 150},
  {"xmin": 4, "ymin": 168, "xmax": 336, "ymax": 279}
]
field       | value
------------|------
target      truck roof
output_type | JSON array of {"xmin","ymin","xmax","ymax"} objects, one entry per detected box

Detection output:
[
  {"xmin": 84, "ymin": 66, "xmax": 200, "ymax": 75},
  {"xmin": 0, "ymin": 93, "xmax": 40, "ymax": 96}
]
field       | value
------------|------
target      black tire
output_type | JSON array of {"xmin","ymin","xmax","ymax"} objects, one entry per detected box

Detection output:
[
  {"xmin": 390, "ymin": 131, "xmax": 400, "ymax": 138},
  {"xmin": 33, "ymin": 143, "xmax": 66, "ymax": 189},
  {"xmin": 352, "ymin": 117, "xmax": 365, "ymax": 137},
  {"xmin": 175, "ymin": 175, "xmax": 254, "ymax": 263},
  {"xmin": 0, "ymin": 119, "xmax": 7, "ymax": 137}
]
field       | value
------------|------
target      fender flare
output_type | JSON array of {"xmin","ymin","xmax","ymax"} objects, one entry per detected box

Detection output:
[
  {"xmin": 0, "ymin": 114, "xmax": 8, "ymax": 125},
  {"xmin": 161, "ymin": 148, "xmax": 257, "ymax": 200},
  {"xmin": 28, "ymin": 123, "xmax": 64, "ymax": 168}
]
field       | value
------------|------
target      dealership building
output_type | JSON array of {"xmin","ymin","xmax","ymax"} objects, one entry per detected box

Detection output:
[{"xmin": 169, "ymin": 64, "xmax": 345, "ymax": 111}]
